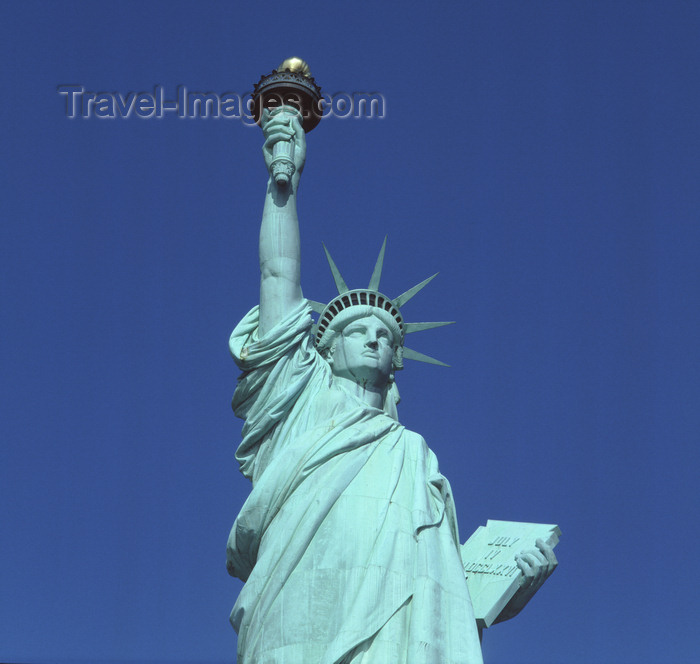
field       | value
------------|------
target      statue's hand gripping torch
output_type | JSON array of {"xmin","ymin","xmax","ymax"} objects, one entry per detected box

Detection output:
[
  {"xmin": 252, "ymin": 58, "xmax": 322, "ymax": 187},
  {"xmin": 267, "ymin": 107, "xmax": 303, "ymax": 187}
]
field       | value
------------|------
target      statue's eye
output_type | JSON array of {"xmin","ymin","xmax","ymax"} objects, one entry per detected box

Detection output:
[{"xmin": 345, "ymin": 326, "xmax": 365, "ymax": 337}]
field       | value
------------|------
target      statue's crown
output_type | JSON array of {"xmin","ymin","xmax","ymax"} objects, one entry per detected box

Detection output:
[{"xmin": 309, "ymin": 238, "xmax": 453, "ymax": 367}]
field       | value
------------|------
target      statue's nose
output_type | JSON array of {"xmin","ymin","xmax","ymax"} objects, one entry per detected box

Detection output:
[{"xmin": 366, "ymin": 339, "xmax": 379, "ymax": 349}]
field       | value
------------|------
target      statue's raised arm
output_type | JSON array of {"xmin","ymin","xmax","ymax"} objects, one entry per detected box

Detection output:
[{"xmin": 258, "ymin": 107, "xmax": 307, "ymax": 337}]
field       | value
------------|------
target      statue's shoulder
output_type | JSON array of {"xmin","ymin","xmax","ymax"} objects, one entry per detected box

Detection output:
[
  {"xmin": 394, "ymin": 425, "xmax": 429, "ymax": 450},
  {"xmin": 401, "ymin": 427, "xmax": 445, "ymax": 468}
]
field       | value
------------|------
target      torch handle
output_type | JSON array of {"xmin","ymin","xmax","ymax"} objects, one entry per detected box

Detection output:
[{"xmin": 270, "ymin": 107, "xmax": 302, "ymax": 187}]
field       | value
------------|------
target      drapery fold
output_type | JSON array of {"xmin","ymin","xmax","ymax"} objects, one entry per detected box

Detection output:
[{"xmin": 227, "ymin": 301, "xmax": 483, "ymax": 663}]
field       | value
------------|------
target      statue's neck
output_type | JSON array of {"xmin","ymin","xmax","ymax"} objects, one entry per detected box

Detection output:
[{"xmin": 331, "ymin": 374, "xmax": 387, "ymax": 410}]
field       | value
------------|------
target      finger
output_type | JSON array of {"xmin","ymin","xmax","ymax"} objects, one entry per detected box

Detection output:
[
  {"xmin": 262, "ymin": 108, "xmax": 290, "ymax": 131},
  {"xmin": 262, "ymin": 120, "xmax": 294, "ymax": 138},
  {"xmin": 263, "ymin": 130, "xmax": 295, "ymax": 151},
  {"xmin": 536, "ymin": 538, "xmax": 559, "ymax": 567},
  {"xmin": 522, "ymin": 554, "xmax": 548, "ymax": 589},
  {"xmin": 534, "ymin": 542, "xmax": 557, "ymax": 577},
  {"xmin": 263, "ymin": 126, "xmax": 294, "ymax": 141},
  {"xmin": 518, "ymin": 552, "xmax": 545, "ymax": 584},
  {"xmin": 515, "ymin": 554, "xmax": 535, "ymax": 576},
  {"xmin": 268, "ymin": 105, "xmax": 295, "ymax": 117},
  {"xmin": 290, "ymin": 113, "xmax": 304, "ymax": 138},
  {"xmin": 515, "ymin": 555, "xmax": 535, "ymax": 588},
  {"xmin": 520, "ymin": 550, "xmax": 547, "ymax": 567}
]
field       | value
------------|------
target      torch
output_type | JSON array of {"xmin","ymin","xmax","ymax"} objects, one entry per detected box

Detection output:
[{"xmin": 252, "ymin": 58, "xmax": 323, "ymax": 187}]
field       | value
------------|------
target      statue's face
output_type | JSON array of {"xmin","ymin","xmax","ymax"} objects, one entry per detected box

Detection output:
[{"xmin": 329, "ymin": 315, "xmax": 395, "ymax": 388}]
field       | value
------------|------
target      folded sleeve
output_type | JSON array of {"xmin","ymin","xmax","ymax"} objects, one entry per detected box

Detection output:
[{"xmin": 229, "ymin": 300, "xmax": 321, "ymax": 480}]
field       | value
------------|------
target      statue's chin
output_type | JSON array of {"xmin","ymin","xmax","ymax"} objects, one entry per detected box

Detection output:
[{"xmin": 331, "ymin": 365, "xmax": 390, "ymax": 393}]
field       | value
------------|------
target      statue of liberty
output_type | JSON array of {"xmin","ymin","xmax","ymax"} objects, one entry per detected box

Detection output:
[{"xmin": 226, "ymin": 61, "xmax": 557, "ymax": 664}]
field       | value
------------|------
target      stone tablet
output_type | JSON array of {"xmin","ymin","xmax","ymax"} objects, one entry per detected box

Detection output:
[{"xmin": 461, "ymin": 520, "xmax": 561, "ymax": 628}]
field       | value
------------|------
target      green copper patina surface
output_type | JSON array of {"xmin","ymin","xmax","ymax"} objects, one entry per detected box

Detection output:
[{"xmin": 226, "ymin": 97, "xmax": 558, "ymax": 663}]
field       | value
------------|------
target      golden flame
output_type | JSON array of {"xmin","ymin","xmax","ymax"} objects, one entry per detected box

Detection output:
[{"xmin": 276, "ymin": 57, "xmax": 311, "ymax": 78}]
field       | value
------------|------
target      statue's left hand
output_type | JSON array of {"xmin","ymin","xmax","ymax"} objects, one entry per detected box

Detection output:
[{"xmin": 494, "ymin": 538, "xmax": 558, "ymax": 623}]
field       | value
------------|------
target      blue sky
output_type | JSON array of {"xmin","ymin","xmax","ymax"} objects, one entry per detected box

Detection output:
[{"xmin": 2, "ymin": 2, "xmax": 699, "ymax": 662}]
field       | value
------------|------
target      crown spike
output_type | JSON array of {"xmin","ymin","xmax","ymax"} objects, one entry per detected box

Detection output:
[
  {"xmin": 323, "ymin": 243, "xmax": 349, "ymax": 294},
  {"xmin": 368, "ymin": 236, "xmax": 387, "ymax": 291},
  {"xmin": 394, "ymin": 273, "xmax": 438, "ymax": 308},
  {"xmin": 403, "ymin": 346, "xmax": 450, "ymax": 367},
  {"xmin": 308, "ymin": 300, "xmax": 326, "ymax": 314},
  {"xmin": 404, "ymin": 321, "xmax": 455, "ymax": 334}
]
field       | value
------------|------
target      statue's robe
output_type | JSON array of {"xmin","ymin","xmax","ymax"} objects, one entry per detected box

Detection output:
[{"xmin": 227, "ymin": 301, "xmax": 483, "ymax": 663}]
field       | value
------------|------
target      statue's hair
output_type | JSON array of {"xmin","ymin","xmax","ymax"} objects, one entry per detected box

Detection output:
[{"xmin": 317, "ymin": 305, "xmax": 402, "ymax": 351}]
